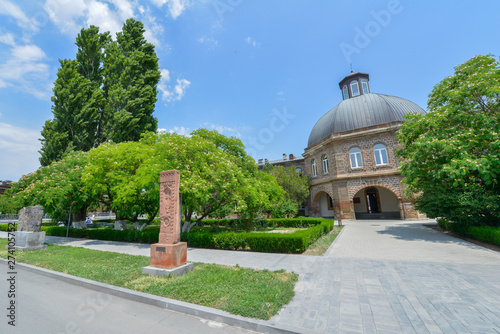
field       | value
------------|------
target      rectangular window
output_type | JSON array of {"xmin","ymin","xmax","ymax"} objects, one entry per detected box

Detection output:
[
  {"xmin": 374, "ymin": 146, "xmax": 389, "ymax": 165},
  {"xmin": 361, "ymin": 80, "xmax": 369, "ymax": 94},
  {"xmin": 350, "ymin": 152, "xmax": 363, "ymax": 168}
]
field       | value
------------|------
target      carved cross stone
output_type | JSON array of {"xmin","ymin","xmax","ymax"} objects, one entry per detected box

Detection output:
[
  {"xmin": 159, "ymin": 170, "xmax": 181, "ymax": 244},
  {"xmin": 146, "ymin": 169, "xmax": 189, "ymax": 271}
]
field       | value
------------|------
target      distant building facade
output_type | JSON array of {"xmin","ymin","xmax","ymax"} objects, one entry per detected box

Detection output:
[
  {"xmin": 304, "ymin": 72, "xmax": 426, "ymax": 220},
  {"xmin": 0, "ymin": 181, "xmax": 12, "ymax": 195},
  {"xmin": 261, "ymin": 72, "xmax": 427, "ymax": 220}
]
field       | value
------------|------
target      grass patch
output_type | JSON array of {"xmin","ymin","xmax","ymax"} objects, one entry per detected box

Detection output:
[
  {"xmin": 0, "ymin": 239, "xmax": 297, "ymax": 319},
  {"xmin": 302, "ymin": 226, "xmax": 343, "ymax": 256}
]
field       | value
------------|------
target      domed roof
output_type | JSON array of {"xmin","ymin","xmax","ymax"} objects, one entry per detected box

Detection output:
[{"xmin": 307, "ymin": 93, "xmax": 426, "ymax": 147}]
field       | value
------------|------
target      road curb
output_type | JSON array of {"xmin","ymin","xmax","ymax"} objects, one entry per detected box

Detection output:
[{"xmin": 0, "ymin": 258, "xmax": 305, "ymax": 334}]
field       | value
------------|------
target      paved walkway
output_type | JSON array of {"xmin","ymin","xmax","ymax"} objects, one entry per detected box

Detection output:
[{"xmin": 2, "ymin": 219, "xmax": 500, "ymax": 333}]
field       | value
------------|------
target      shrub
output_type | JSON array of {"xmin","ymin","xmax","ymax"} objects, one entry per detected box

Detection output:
[
  {"xmin": 437, "ymin": 219, "xmax": 500, "ymax": 247},
  {"xmin": 31, "ymin": 218, "xmax": 335, "ymax": 254}
]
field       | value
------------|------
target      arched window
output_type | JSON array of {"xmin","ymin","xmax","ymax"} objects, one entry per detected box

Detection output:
[
  {"xmin": 349, "ymin": 147, "xmax": 363, "ymax": 168},
  {"xmin": 342, "ymin": 85, "xmax": 349, "ymax": 100},
  {"xmin": 361, "ymin": 79, "xmax": 369, "ymax": 94},
  {"xmin": 296, "ymin": 167, "xmax": 302, "ymax": 176},
  {"xmin": 374, "ymin": 144, "xmax": 389, "ymax": 165},
  {"xmin": 311, "ymin": 159, "xmax": 317, "ymax": 177},
  {"xmin": 350, "ymin": 80, "xmax": 360, "ymax": 96},
  {"xmin": 322, "ymin": 155, "xmax": 329, "ymax": 174}
]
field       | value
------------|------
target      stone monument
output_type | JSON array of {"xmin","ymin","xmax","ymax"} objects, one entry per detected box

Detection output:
[
  {"xmin": 8, "ymin": 206, "xmax": 47, "ymax": 251},
  {"xmin": 142, "ymin": 170, "xmax": 193, "ymax": 277}
]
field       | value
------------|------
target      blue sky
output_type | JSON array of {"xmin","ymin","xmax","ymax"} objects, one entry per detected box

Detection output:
[{"xmin": 0, "ymin": 0, "xmax": 499, "ymax": 181}]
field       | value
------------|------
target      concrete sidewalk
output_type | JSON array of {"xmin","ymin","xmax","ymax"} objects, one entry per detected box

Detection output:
[{"xmin": 2, "ymin": 219, "xmax": 500, "ymax": 333}]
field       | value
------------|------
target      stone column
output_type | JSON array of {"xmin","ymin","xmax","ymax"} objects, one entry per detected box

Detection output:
[{"xmin": 142, "ymin": 170, "xmax": 193, "ymax": 277}]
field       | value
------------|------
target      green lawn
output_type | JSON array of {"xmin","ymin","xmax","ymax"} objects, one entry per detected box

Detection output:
[
  {"xmin": 0, "ymin": 239, "xmax": 297, "ymax": 320},
  {"xmin": 303, "ymin": 226, "xmax": 343, "ymax": 256}
]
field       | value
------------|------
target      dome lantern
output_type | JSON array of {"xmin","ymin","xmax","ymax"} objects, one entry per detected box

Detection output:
[{"xmin": 338, "ymin": 72, "xmax": 370, "ymax": 100}]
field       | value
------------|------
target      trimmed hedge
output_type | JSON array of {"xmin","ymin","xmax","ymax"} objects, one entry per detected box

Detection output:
[
  {"xmin": 1, "ymin": 218, "xmax": 335, "ymax": 253},
  {"xmin": 182, "ymin": 218, "xmax": 335, "ymax": 253},
  {"xmin": 437, "ymin": 219, "xmax": 500, "ymax": 247},
  {"xmin": 40, "ymin": 226, "xmax": 160, "ymax": 244}
]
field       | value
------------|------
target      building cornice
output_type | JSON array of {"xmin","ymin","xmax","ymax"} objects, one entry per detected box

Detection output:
[
  {"xmin": 310, "ymin": 169, "xmax": 401, "ymax": 186},
  {"xmin": 303, "ymin": 123, "xmax": 401, "ymax": 158}
]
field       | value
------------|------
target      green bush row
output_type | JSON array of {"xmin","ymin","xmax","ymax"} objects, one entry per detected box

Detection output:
[
  {"xmin": 437, "ymin": 219, "xmax": 500, "ymax": 246},
  {"xmin": 1, "ymin": 218, "xmax": 335, "ymax": 253},
  {"xmin": 181, "ymin": 219, "xmax": 334, "ymax": 253},
  {"xmin": 40, "ymin": 226, "xmax": 160, "ymax": 244},
  {"xmin": 197, "ymin": 218, "xmax": 324, "ymax": 230}
]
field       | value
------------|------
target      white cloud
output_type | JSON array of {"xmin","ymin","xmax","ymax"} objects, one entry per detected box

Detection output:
[
  {"xmin": 0, "ymin": 122, "xmax": 41, "ymax": 181},
  {"xmin": 152, "ymin": 0, "xmax": 190, "ymax": 19},
  {"xmin": 167, "ymin": 126, "xmax": 191, "ymax": 136},
  {"xmin": 202, "ymin": 122, "xmax": 245, "ymax": 138},
  {"xmin": 198, "ymin": 36, "xmax": 218, "ymax": 49},
  {"xmin": 173, "ymin": 78, "xmax": 191, "ymax": 100},
  {"xmin": 0, "ymin": 0, "xmax": 38, "ymax": 36},
  {"xmin": 0, "ymin": 44, "xmax": 50, "ymax": 99},
  {"xmin": 86, "ymin": 1, "xmax": 123, "ymax": 37},
  {"xmin": 158, "ymin": 69, "xmax": 191, "ymax": 103},
  {"xmin": 109, "ymin": 0, "xmax": 135, "ymax": 21},
  {"xmin": 245, "ymin": 36, "xmax": 260, "ymax": 48},
  {"xmin": 44, "ymin": 0, "xmax": 88, "ymax": 36},
  {"xmin": 0, "ymin": 32, "xmax": 16, "ymax": 46},
  {"xmin": 43, "ymin": 0, "xmax": 130, "ymax": 38}
]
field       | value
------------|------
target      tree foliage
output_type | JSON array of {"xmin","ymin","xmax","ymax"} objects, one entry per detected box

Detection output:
[
  {"xmin": 397, "ymin": 54, "xmax": 500, "ymax": 226},
  {"xmin": 39, "ymin": 19, "xmax": 160, "ymax": 166},
  {"xmin": 267, "ymin": 165, "xmax": 310, "ymax": 217},
  {"xmin": 10, "ymin": 151, "xmax": 93, "ymax": 222}
]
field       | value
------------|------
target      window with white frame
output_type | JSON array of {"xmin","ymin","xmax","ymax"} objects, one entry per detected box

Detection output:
[
  {"xmin": 349, "ymin": 147, "xmax": 363, "ymax": 168},
  {"xmin": 312, "ymin": 159, "xmax": 317, "ymax": 177},
  {"xmin": 342, "ymin": 85, "xmax": 349, "ymax": 100},
  {"xmin": 374, "ymin": 144, "xmax": 389, "ymax": 165},
  {"xmin": 322, "ymin": 155, "xmax": 329, "ymax": 174},
  {"xmin": 350, "ymin": 80, "xmax": 360, "ymax": 96},
  {"xmin": 361, "ymin": 79, "xmax": 369, "ymax": 94}
]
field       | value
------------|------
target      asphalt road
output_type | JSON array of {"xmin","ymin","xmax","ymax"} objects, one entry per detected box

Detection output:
[{"xmin": 0, "ymin": 262, "xmax": 261, "ymax": 334}]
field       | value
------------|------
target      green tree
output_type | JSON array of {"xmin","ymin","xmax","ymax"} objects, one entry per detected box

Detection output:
[
  {"xmin": 267, "ymin": 165, "xmax": 310, "ymax": 217},
  {"xmin": 0, "ymin": 192, "xmax": 18, "ymax": 215},
  {"xmin": 39, "ymin": 19, "xmax": 160, "ymax": 166},
  {"xmin": 397, "ymin": 54, "xmax": 500, "ymax": 226},
  {"xmin": 10, "ymin": 151, "xmax": 93, "ymax": 223},
  {"xmin": 82, "ymin": 140, "xmax": 158, "ymax": 229},
  {"xmin": 137, "ymin": 131, "xmax": 255, "ymax": 232},
  {"xmin": 103, "ymin": 18, "xmax": 160, "ymax": 143}
]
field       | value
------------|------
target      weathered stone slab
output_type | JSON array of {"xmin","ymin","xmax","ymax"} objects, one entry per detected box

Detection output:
[
  {"xmin": 142, "ymin": 263, "xmax": 193, "ymax": 277},
  {"xmin": 6, "ymin": 231, "xmax": 47, "ymax": 251},
  {"xmin": 17, "ymin": 206, "xmax": 43, "ymax": 232},
  {"xmin": 72, "ymin": 221, "xmax": 87, "ymax": 229}
]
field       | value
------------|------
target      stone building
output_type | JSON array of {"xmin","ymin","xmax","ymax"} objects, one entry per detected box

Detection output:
[
  {"xmin": 304, "ymin": 72, "xmax": 427, "ymax": 220},
  {"xmin": 0, "ymin": 180, "xmax": 12, "ymax": 195}
]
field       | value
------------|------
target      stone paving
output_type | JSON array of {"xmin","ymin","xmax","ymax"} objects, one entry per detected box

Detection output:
[
  {"xmin": 1, "ymin": 219, "xmax": 499, "ymax": 333},
  {"xmin": 270, "ymin": 220, "xmax": 500, "ymax": 333}
]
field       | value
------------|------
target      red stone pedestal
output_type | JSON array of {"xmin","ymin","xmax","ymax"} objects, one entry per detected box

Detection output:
[{"xmin": 149, "ymin": 242, "xmax": 187, "ymax": 269}]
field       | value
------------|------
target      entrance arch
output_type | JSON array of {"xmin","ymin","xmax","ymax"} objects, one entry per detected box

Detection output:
[
  {"xmin": 352, "ymin": 186, "xmax": 400, "ymax": 219},
  {"xmin": 313, "ymin": 191, "xmax": 335, "ymax": 218}
]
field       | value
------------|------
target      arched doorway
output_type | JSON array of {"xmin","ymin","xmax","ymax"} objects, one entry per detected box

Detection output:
[
  {"xmin": 314, "ymin": 191, "xmax": 335, "ymax": 218},
  {"xmin": 353, "ymin": 186, "xmax": 400, "ymax": 219}
]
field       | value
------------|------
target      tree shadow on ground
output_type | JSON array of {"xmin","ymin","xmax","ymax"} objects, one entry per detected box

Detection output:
[{"xmin": 375, "ymin": 223, "xmax": 491, "ymax": 250}]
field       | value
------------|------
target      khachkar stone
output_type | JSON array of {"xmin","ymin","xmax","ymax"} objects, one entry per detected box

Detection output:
[
  {"xmin": 7, "ymin": 206, "xmax": 47, "ymax": 251},
  {"xmin": 142, "ymin": 170, "xmax": 193, "ymax": 277}
]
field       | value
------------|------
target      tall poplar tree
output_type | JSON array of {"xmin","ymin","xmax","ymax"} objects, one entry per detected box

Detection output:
[{"xmin": 39, "ymin": 19, "xmax": 160, "ymax": 166}]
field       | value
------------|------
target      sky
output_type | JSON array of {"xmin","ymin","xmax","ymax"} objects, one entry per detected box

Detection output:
[{"xmin": 0, "ymin": 0, "xmax": 499, "ymax": 182}]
